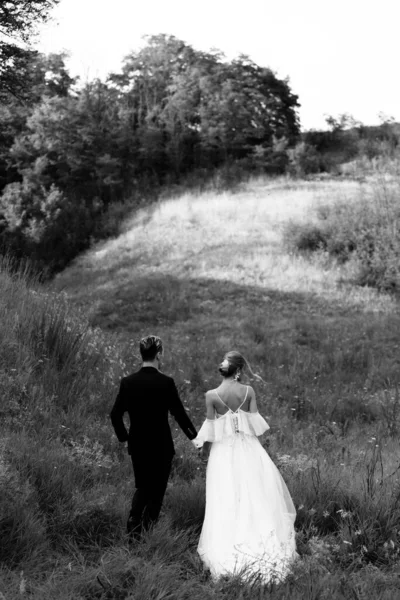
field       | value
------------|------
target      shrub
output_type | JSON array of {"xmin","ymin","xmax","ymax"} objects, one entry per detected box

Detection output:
[
  {"xmin": 285, "ymin": 180, "xmax": 400, "ymax": 293},
  {"xmin": 287, "ymin": 142, "xmax": 321, "ymax": 177},
  {"xmin": 283, "ymin": 221, "xmax": 328, "ymax": 253},
  {"xmin": 0, "ymin": 180, "xmax": 99, "ymax": 274}
]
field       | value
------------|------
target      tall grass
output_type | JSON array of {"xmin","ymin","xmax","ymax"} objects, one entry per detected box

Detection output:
[
  {"xmin": 2, "ymin": 175, "xmax": 400, "ymax": 598},
  {"xmin": 0, "ymin": 256, "xmax": 132, "ymax": 566}
]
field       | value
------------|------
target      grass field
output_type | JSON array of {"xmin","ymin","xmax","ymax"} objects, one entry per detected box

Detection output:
[{"xmin": 2, "ymin": 175, "xmax": 400, "ymax": 599}]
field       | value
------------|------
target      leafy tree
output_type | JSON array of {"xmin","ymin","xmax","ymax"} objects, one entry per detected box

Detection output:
[
  {"xmin": 0, "ymin": 0, "xmax": 59, "ymax": 100},
  {"xmin": 325, "ymin": 113, "xmax": 361, "ymax": 132},
  {"xmin": 196, "ymin": 56, "xmax": 300, "ymax": 161},
  {"xmin": 111, "ymin": 36, "xmax": 300, "ymax": 176},
  {"xmin": 0, "ymin": 52, "xmax": 75, "ymax": 193},
  {"xmin": 0, "ymin": 34, "xmax": 302, "ymax": 271},
  {"xmin": 0, "ymin": 79, "xmax": 136, "ymax": 272},
  {"xmin": 8, "ymin": 80, "xmax": 129, "ymax": 205},
  {"xmin": 111, "ymin": 34, "xmax": 197, "ymax": 124},
  {"xmin": 110, "ymin": 35, "xmax": 198, "ymax": 176},
  {"xmin": 0, "ymin": 2, "xmax": 65, "ymax": 192},
  {"xmin": 23, "ymin": 52, "xmax": 77, "ymax": 100},
  {"xmin": 161, "ymin": 52, "xmax": 300, "ymax": 171}
]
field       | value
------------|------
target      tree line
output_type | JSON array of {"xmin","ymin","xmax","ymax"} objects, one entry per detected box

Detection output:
[
  {"xmin": 1, "ymin": 3, "xmax": 399, "ymax": 275},
  {"xmin": 0, "ymin": 28, "xmax": 301, "ymax": 273}
]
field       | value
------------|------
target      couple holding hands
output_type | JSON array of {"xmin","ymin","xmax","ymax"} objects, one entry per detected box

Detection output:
[{"xmin": 110, "ymin": 335, "xmax": 297, "ymax": 583}]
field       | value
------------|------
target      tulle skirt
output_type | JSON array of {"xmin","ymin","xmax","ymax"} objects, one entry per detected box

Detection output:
[{"xmin": 197, "ymin": 433, "xmax": 297, "ymax": 583}]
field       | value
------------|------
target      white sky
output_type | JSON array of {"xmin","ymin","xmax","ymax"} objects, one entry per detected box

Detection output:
[{"xmin": 37, "ymin": 0, "xmax": 400, "ymax": 131}]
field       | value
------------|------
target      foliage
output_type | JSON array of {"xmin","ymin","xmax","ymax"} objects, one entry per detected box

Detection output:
[
  {"xmin": 0, "ymin": 35, "xmax": 302, "ymax": 273},
  {"xmin": 110, "ymin": 35, "xmax": 300, "ymax": 174},
  {"xmin": 0, "ymin": 51, "xmax": 77, "ymax": 199},
  {"xmin": 0, "ymin": 1, "xmax": 57, "ymax": 42},
  {"xmin": 283, "ymin": 178, "xmax": 400, "ymax": 293},
  {"xmin": 303, "ymin": 113, "xmax": 400, "ymax": 174},
  {"xmin": 0, "ymin": 78, "xmax": 139, "ymax": 272},
  {"xmin": 1, "ymin": 31, "xmax": 400, "ymax": 278},
  {"xmin": 9, "ymin": 84, "xmax": 127, "ymax": 201},
  {"xmin": 0, "ymin": 0, "xmax": 59, "ymax": 101},
  {"xmin": 287, "ymin": 141, "xmax": 321, "ymax": 176}
]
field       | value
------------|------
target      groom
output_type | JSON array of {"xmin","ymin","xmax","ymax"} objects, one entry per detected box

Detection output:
[{"xmin": 110, "ymin": 335, "xmax": 198, "ymax": 540}]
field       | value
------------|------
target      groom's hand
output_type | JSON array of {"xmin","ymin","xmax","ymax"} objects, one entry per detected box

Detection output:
[
  {"xmin": 200, "ymin": 447, "xmax": 209, "ymax": 464},
  {"xmin": 199, "ymin": 441, "xmax": 211, "ymax": 463}
]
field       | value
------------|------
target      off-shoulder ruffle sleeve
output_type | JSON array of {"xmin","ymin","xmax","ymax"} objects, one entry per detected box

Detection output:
[{"xmin": 193, "ymin": 411, "xmax": 269, "ymax": 448}]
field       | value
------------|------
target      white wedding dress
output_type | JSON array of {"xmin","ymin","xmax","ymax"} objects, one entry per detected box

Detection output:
[{"xmin": 195, "ymin": 389, "xmax": 297, "ymax": 583}]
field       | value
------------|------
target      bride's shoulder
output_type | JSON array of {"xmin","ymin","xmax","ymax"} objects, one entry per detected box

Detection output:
[
  {"xmin": 242, "ymin": 384, "xmax": 256, "ymax": 400},
  {"xmin": 241, "ymin": 383, "xmax": 255, "ymax": 393},
  {"xmin": 205, "ymin": 389, "xmax": 218, "ymax": 403}
]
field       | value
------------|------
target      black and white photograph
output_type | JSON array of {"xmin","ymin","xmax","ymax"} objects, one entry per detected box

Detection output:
[{"xmin": 1, "ymin": 1, "xmax": 400, "ymax": 598}]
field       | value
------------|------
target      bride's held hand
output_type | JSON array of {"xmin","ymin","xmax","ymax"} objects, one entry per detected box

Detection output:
[
  {"xmin": 200, "ymin": 450, "xmax": 208, "ymax": 464},
  {"xmin": 200, "ymin": 441, "xmax": 211, "ymax": 463}
]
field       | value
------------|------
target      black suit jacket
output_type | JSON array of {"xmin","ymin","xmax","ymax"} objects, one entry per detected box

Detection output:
[{"xmin": 110, "ymin": 367, "xmax": 197, "ymax": 485}]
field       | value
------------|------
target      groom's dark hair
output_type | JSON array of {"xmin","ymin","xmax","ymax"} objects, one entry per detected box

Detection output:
[{"xmin": 140, "ymin": 335, "xmax": 163, "ymax": 361}]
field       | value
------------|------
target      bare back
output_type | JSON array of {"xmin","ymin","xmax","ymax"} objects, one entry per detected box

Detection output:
[{"xmin": 206, "ymin": 384, "xmax": 257, "ymax": 418}]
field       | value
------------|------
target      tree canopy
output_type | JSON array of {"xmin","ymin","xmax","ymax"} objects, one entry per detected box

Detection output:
[
  {"xmin": 0, "ymin": 0, "xmax": 59, "ymax": 100},
  {"xmin": 0, "ymin": 33, "xmax": 303, "ymax": 273},
  {"xmin": 109, "ymin": 35, "xmax": 300, "ymax": 172}
]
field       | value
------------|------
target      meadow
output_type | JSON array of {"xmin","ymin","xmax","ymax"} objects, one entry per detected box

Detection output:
[{"xmin": 1, "ymin": 173, "xmax": 400, "ymax": 599}]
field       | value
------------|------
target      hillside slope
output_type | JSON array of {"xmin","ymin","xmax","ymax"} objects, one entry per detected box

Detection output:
[
  {"xmin": 54, "ymin": 177, "xmax": 393, "ymax": 315},
  {"xmin": 3, "ymin": 177, "xmax": 400, "ymax": 599},
  {"xmin": 52, "ymin": 177, "xmax": 397, "ymax": 389}
]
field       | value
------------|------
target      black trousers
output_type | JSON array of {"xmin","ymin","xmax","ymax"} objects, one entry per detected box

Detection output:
[{"xmin": 127, "ymin": 458, "xmax": 172, "ymax": 539}]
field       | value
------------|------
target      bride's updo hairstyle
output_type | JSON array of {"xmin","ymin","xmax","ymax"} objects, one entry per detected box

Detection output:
[{"xmin": 218, "ymin": 351, "xmax": 264, "ymax": 382}]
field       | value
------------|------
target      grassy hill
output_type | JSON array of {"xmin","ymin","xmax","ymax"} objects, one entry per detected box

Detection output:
[{"xmin": 2, "ymin": 175, "xmax": 400, "ymax": 599}]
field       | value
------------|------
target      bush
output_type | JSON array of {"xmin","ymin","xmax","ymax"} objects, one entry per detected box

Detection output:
[
  {"xmin": 283, "ymin": 221, "xmax": 328, "ymax": 253},
  {"xmin": 284, "ymin": 180, "xmax": 400, "ymax": 293},
  {"xmin": 287, "ymin": 142, "xmax": 321, "ymax": 177},
  {"xmin": 0, "ymin": 180, "xmax": 99, "ymax": 274}
]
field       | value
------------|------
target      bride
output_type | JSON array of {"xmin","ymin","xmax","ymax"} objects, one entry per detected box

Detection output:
[{"xmin": 194, "ymin": 351, "xmax": 297, "ymax": 583}]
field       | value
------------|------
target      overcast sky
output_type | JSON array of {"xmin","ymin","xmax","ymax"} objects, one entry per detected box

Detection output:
[{"xmin": 37, "ymin": 0, "xmax": 400, "ymax": 131}]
